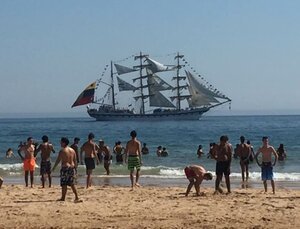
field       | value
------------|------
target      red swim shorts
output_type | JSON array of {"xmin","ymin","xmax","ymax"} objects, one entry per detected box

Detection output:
[{"xmin": 23, "ymin": 158, "xmax": 36, "ymax": 172}]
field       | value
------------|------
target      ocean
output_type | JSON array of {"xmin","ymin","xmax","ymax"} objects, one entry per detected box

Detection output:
[{"xmin": 0, "ymin": 115, "xmax": 299, "ymax": 188}]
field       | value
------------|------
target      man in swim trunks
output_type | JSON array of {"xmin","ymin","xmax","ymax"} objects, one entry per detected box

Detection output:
[
  {"xmin": 114, "ymin": 141, "xmax": 124, "ymax": 163},
  {"xmin": 98, "ymin": 139, "xmax": 111, "ymax": 175},
  {"xmin": 52, "ymin": 137, "xmax": 81, "ymax": 202},
  {"xmin": 255, "ymin": 136, "xmax": 278, "ymax": 194},
  {"xmin": 237, "ymin": 136, "xmax": 251, "ymax": 183},
  {"xmin": 214, "ymin": 135, "xmax": 232, "ymax": 194},
  {"xmin": 125, "ymin": 130, "xmax": 142, "ymax": 189},
  {"xmin": 80, "ymin": 133, "xmax": 99, "ymax": 188},
  {"xmin": 35, "ymin": 135, "xmax": 56, "ymax": 188},
  {"xmin": 184, "ymin": 165, "xmax": 213, "ymax": 196},
  {"xmin": 18, "ymin": 137, "xmax": 36, "ymax": 188}
]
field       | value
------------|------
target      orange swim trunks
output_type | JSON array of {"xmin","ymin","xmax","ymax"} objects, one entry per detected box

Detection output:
[{"xmin": 23, "ymin": 158, "xmax": 36, "ymax": 171}]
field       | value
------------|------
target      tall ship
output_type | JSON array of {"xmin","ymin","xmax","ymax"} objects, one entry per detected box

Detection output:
[{"xmin": 72, "ymin": 52, "xmax": 231, "ymax": 121}]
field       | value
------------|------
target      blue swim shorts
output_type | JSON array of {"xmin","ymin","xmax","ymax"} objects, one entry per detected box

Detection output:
[{"xmin": 261, "ymin": 162, "xmax": 273, "ymax": 181}]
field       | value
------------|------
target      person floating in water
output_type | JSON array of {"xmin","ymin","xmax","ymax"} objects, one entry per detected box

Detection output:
[
  {"xmin": 35, "ymin": 135, "xmax": 56, "ymax": 188},
  {"xmin": 6, "ymin": 148, "xmax": 15, "ymax": 158},
  {"xmin": 125, "ymin": 130, "xmax": 142, "ymax": 189},
  {"xmin": 18, "ymin": 137, "xmax": 36, "ymax": 188},
  {"xmin": 255, "ymin": 136, "xmax": 278, "ymax": 194},
  {"xmin": 237, "ymin": 136, "xmax": 251, "ymax": 183},
  {"xmin": 184, "ymin": 165, "xmax": 213, "ymax": 196},
  {"xmin": 197, "ymin": 145, "xmax": 204, "ymax": 158},
  {"xmin": 141, "ymin": 143, "xmax": 149, "ymax": 155},
  {"xmin": 52, "ymin": 137, "xmax": 82, "ymax": 203},
  {"xmin": 161, "ymin": 147, "xmax": 168, "ymax": 157},
  {"xmin": 277, "ymin": 144, "xmax": 287, "ymax": 161},
  {"xmin": 156, "ymin": 146, "xmax": 162, "ymax": 157}
]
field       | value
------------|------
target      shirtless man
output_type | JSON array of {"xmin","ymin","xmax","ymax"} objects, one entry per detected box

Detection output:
[
  {"xmin": 52, "ymin": 137, "xmax": 81, "ymax": 202},
  {"xmin": 255, "ymin": 136, "xmax": 278, "ymax": 194},
  {"xmin": 35, "ymin": 135, "xmax": 55, "ymax": 188},
  {"xmin": 125, "ymin": 130, "xmax": 142, "ymax": 189},
  {"xmin": 18, "ymin": 137, "xmax": 36, "ymax": 187},
  {"xmin": 98, "ymin": 140, "xmax": 111, "ymax": 175},
  {"xmin": 114, "ymin": 141, "xmax": 124, "ymax": 163},
  {"xmin": 6, "ymin": 148, "xmax": 15, "ymax": 158},
  {"xmin": 237, "ymin": 136, "xmax": 251, "ymax": 183},
  {"xmin": 214, "ymin": 135, "xmax": 232, "ymax": 194},
  {"xmin": 184, "ymin": 165, "xmax": 213, "ymax": 196},
  {"xmin": 80, "ymin": 133, "xmax": 99, "ymax": 188},
  {"xmin": 141, "ymin": 143, "xmax": 149, "ymax": 155}
]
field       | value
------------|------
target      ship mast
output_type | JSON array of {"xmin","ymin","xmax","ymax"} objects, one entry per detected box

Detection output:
[
  {"xmin": 110, "ymin": 61, "xmax": 116, "ymax": 110},
  {"xmin": 134, "ymin": 52, "xmax": 149, "ymax": 114},
  {"xmin": 174, "ymin": 52, "xmax": 185, "ymax": 110}
]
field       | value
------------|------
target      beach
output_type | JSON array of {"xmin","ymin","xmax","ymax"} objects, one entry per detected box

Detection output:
[{"xmin": 1, "ymin": 184, "xmax": 299, "ymax": 228}]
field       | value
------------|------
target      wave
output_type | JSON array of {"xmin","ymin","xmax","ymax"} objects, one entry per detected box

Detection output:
[{"xmin": 1, "ymin": 163, "xmax": 300, "ymax": 181}]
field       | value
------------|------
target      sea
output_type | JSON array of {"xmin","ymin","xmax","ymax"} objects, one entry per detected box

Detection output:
[{"xmin": 0, "ymin": 115, "xmax": 299, "ymax": 188}]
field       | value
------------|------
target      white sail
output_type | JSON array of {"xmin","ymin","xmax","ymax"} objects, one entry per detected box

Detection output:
[
  {"xmin": 186, "ymin": 71, "xmax": 220, "ymax": 107},
  {"xmin": 114, "ymin": 63, "xmax": 137, "ymax": 75},
  {"xmin": 149, "ymin": 91, "xmax": 176, "ymax": 108},
  {"xmin": 146, "ymin": 68, "xmax": 173, "ymax": 91},
  {"xmin": 117, "ymin": 77, "xmax": 137, "ymax": 91},
  {"xmin": 145, "ymin": 57, "xmax": 176, "ymax": 73}
]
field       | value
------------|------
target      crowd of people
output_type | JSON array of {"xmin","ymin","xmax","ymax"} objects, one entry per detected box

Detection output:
[
  {"xmin": 0, "ymin": 132, "xmax": 287, "ymax": 201},
  {"xmin": 187, "ymin": 135, "xmax": 284, "ymax": 196}
]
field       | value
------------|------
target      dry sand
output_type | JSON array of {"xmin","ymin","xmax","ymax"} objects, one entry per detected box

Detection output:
[{"xmin": 0, "ymin": 184, "xmax": 299, "ymax": 228}]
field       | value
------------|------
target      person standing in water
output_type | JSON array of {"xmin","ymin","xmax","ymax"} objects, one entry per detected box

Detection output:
[
  {"xmin": 125, "ymin": 130, "xmax": 142, "ymax": 189},
  {"xmin": 35, "ymin": 135, "xmax": 56, "ymax": 188},
  {"xmin": 237, "ymin": 136, "xmax": 251, "ymax": 183},
  {"xmin": 255, "ymin": 136, "xmax": 278, "ymax": 194}
]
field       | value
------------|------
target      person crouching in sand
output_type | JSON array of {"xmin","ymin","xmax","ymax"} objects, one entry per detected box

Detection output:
[
  {"xmin": 255, "ymin": 136, "xmax": 278, "ymax": 194},
  {"xmin": 18, "ymin": 137, "xmax": 36, "ymax": 188},
  {"xmin": 52, "ymin": 137, "xmax": 81, "ymax": 202},
  {"xmin": 184, "ymin": 165, "xmax": 213, "ymax": 196},
  {"xmin": 125, "ymin": 130, "xmax": 142, "ymax": 189}
]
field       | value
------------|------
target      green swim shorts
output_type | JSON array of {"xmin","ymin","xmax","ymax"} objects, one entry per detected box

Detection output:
[{"xmin": 128, "ymin": 155, "xmax": 141, "ymax": 171}]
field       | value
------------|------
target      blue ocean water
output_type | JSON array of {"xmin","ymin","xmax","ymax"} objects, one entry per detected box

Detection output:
[{"xmin": 0, "ymin": 115, "xmax": 299, "ymax": 182}]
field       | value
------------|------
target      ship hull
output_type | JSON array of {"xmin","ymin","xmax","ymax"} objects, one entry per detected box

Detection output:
[{"xmin": 87, "ymin": 107, "xmax": 210, "ymax": 121}]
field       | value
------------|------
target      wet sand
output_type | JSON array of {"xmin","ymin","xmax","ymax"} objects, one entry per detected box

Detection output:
[{"xmin": 0, "ymin": 184, "xmax": 299, "ymax": 228}]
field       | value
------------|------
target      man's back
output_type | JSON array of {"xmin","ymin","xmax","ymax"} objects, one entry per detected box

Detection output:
[
  {"xmin": 39, "ymin": 143, "xmax": 53, "ymax": 161},
  {"xmin": 60, "ymin": 147, "xmax": 75, "ymax": 167},
  {"xmin": 126, "ymin": 139, "xmax": 140, "ymax": 156},
  {"xmin": 81, "ymin": 141, "xmax": 97, "ymax": 158}
]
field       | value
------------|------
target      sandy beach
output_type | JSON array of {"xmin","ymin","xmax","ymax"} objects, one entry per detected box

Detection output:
[{"xmin": 0, "ymin": 184, "xmax": 299, "ymax": 229}]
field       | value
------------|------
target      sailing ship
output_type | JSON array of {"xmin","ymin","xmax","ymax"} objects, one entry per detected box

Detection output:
[{"xmin": 72, "ymin": 52, "xmax": 231, "ymax": 121}]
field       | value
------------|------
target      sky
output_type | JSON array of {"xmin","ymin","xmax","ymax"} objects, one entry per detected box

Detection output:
[{"xmin": 0, "ymin": 0, "xmax": 300, "ymax": 117}]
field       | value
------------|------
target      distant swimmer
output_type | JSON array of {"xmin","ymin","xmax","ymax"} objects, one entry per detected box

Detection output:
[
  {"xmin": 277, "ymin": 144, "xmax": 287, "ymax": 161},
  {"xmin": 213, "ymin": 135, "xmax": 232, "ymax": 194},
  {"xmin": 197, "ymin": 145, "xmax": 204, "ymax": 158},
  {"xmin": 237, "ymin": 136, "xmax": 251, "ymax": 183},
  {"xmin": 52, "ymin": 137, "xmax": 81, "ymax": 203},
  {"xmin": 80, "ymin": 133, "xmax": 100, "ymax": 188},
  {"xmin": 35, "ymin": 135, "xmax": 56, "ymax": 188},
  {"xmin": 6, "ymin": 148, "xmax": 15, "ymax": 158},
  {"xmin": 184, "ymin": 165, "xmax": 213, "ymax": 196},
  {"xmin": 233, "ymin": 144, "xmax": 239, "ymax": 159},
  {"xmin": 98, "ymin": 139, "xmax": 111, "ymax": 175},
  {"xmin": 141, "ymin": 143, "xmax": 149, "ymax": 155},
  {"xmin": 125, "ymin": 130, "xmax": 142, "ymax": 189},
  {"xmin": 255, "ymin": 137, "xmax": 278, "ymax": 194},
  {"xmin": 70, "ymin": 137, "xmax": 80, "ymax": 165},
  {"xmin": 113, "ymin": 141, "xmax": 124, "ymax": 163},
  {"xmin": 156, "ymin": 146, "xmax": 162, "ymax": 157},
  {"xmin": 161, "ymin": 147, "xmax": 168, "ymax": 157},
  {"xmin": 18, "ymin": 137, "xmax": 36, "ymax": 188}
]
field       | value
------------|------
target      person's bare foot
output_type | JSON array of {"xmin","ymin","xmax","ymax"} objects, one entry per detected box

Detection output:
[
  {"xmin": 74, "ymin": 199, "xmax": 83, "ymax": 203},
  {"xmin": 57, "ymin": 198, "xmax": 65, "ymax": 201},
  {"xmin": 135, "ymin": 183, "xmax": 141, "ymax": 188}
]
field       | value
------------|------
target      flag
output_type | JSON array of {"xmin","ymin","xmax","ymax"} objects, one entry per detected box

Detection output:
[{"xmin": 71, "ymin": 82, "xmax": 96, "ymax": 108}]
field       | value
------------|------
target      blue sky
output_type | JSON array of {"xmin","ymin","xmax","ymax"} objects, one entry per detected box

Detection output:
[{"xmin": 0, "ymin": 0, "xmax": 299, "ymax": 117}]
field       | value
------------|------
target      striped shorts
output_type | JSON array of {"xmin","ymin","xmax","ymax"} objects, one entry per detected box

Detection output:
[{"xmin": 128, "ymin": 155, "xmax": 141, "ymax": 171}]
